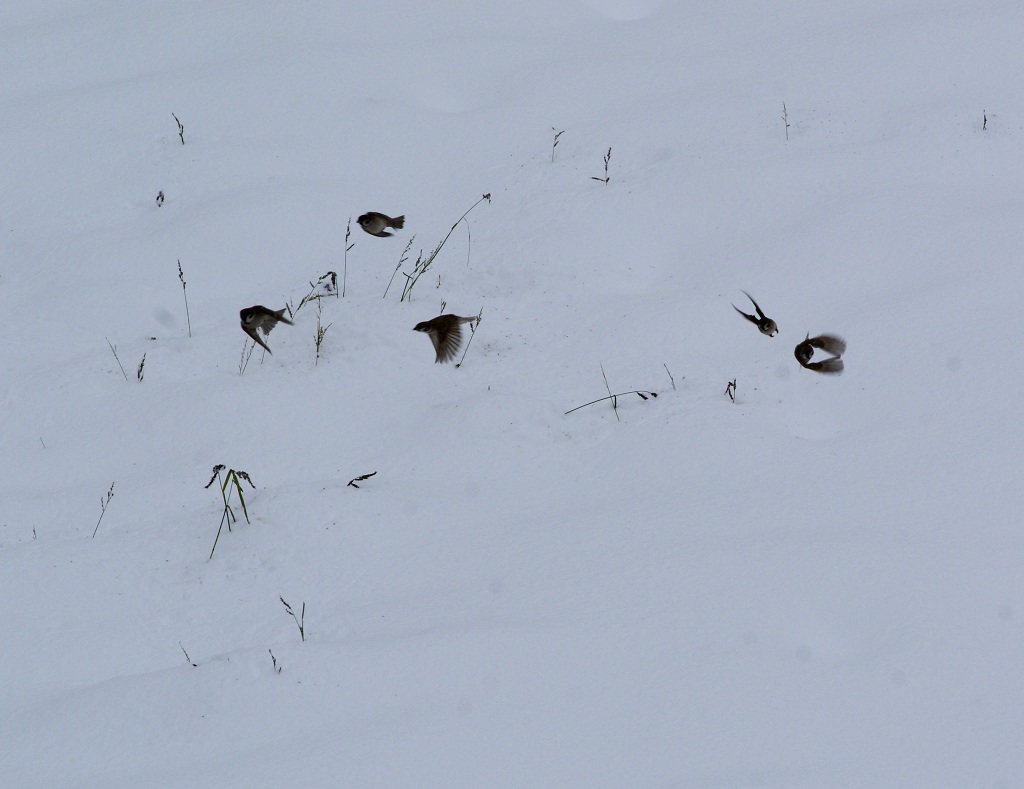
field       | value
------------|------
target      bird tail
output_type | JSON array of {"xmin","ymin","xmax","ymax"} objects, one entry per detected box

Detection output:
[
  {"xmin": 274, "ymin": 308, "xmax": 294, "ymax": 325},
  {"xmin": 390, "ymin": 215, "xmax": 405, "ymax": 229}
]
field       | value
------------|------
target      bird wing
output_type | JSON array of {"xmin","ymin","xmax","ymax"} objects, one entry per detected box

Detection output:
[
  {"xmin": 427, "ymin": 331, "xmax": 445, "ymax": 362},
  {"xmin": 433, "ymin": 323, "xmax": 463, "ymax": 363},
  {"xmin": 808, "ymin": 334, "xmax": 846, "ymax": 356},
  {"xmin": 806, "ymin": 358, "xmax": 844, "ymax": 375},
  {"xmin": 740, "ymin": 290, "xmax": 765, "ymax": 318},
  {"xmin": 733, "ymin": 305, "xmax": 759, "ymax": 325},
  {"xmin": 243, "ymin": 324, "xmax": 273, "ymax": 354}
]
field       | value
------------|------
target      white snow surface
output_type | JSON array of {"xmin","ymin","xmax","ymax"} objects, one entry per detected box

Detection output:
[{"xmin": 2, "ymin": 2, "xmax": 1023, "ymax": 787}]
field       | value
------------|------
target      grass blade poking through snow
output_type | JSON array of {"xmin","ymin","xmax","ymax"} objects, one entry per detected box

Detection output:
[
  {"xmin": 347, "ymin": 471, "xmax": 377, "ymax": 489},
  {"xmin": 591, "ymin": 147, "xmax": 612, "ymax": 183},
  {"xmin": 179, "ymin": 642, "xmax": 197, "ymax": 668},
  {"xmin": 280, "ymin": 597, "xmax": 306, "ymax": 642},
  {"xmin": 314, "ymin": 301, "xmax": 332, "ymax": 365},
  {"xmin": 205, "ymin": 465, "xmax": 255, "ymax": 559},
  {"xmin": 551, "ymin": 127, "xmax": 564, "ymax": 162}
]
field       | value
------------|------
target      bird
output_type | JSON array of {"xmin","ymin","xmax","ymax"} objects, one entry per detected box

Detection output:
[
  {"xmin": 413, "ymin": 314, "xmax": 478, "ymax": 363},
  {"xmin": 732, "ymin": 290, "xmax": 778, "ymax": 337},
  {"xmin": 239, "ymin": 306, "xmax": 293, "ymax": 354},
  {"xmin": 357, "ymin": 212, "xmax": 405, "ymax": 237},
  {"xmin": 794, "ymin": 333, "xmax": 846, "ymax": 374}
]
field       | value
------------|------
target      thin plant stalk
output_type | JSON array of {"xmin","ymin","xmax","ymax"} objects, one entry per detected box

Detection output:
[
  {"xmin": 106, "ymin": 338, "xmax": 129, "ymax": 381},
  {"xmin": 91, "ymin": 482, "xmax": 115, "ymax": 538},
  {"xmin": 383, "ymin": 237, "xmax": 414, "ymax": 299},
  {"xmin": 551, "ymin": 128, "xmax": 564, "ymax": 162},
  {"xmin": 177, "ymin": 259, "xmax": 191, "ymax": 337},
  {"xmin": 239, "ymin": 339, "xmax": 256, "ymax": 375},
  {"xmin": 663, "ymin": 363, "xmax": 677, "ymax": 390},
  {"xmin": 455, "ymin": 308, "xmax": 483, "ymax": 367},
  {"xmin": 601, "ymin": 363, "xmax": 618, "ymax": 421},
  {"xmin": 280, "ymin": 597, "xmax": 306, "ymax": 642},
  {"xmin": 343, "ymin": 219, "xmax": 353, "ymax": 297},
  {"xmin": 314, "ymin": 301, "xmax": 332, "ymax": 365}
]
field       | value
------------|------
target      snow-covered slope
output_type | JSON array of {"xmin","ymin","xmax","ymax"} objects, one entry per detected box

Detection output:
[{"xmin": 3, "ymin": 2, "xmax": 1023, "ymax": 786}]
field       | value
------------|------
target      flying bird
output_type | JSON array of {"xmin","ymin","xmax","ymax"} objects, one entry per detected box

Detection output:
[
  {"xmin": 357, "ymin": 212, "xmax": 405, "ymax": 237},
  {"xmin": 413, "ymin": 314, "xmax": 478, "ymax": 364},
  {"xmin": 240, "ymin": 306, "xmax": 293, "ymax": 354},
  {"xmin": 794, "ymin": 333, "xmax": 846, "ymax": 374},
  {"xmin": 732, "ymin": 290, "xmax": 778, "ymax": 337}
]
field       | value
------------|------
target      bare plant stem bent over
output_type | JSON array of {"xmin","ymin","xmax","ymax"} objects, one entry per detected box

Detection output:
[
  {"xmin": 399, "ymin": 194, "xmax": 491, "ymax": 302},
  {"xmin": 565, "ymin": 365, "xmax": 657, "ymax": 418}
]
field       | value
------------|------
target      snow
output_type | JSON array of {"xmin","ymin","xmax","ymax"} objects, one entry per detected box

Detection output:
[{"xmin": 2, "ymin": 2, "xmax": 1023, "ymax": 786}]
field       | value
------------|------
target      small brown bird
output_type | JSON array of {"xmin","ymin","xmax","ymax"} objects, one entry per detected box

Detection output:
[
  {"xmin": 357, "ymin": 212, "xmax": 405, "ymax": 237},
  {"xmin": 240, "ymin": 306, "xmax": 293, "ymax": 354},
  {"xmin": 413, "ymin": 314, "xmax": 478, "ymax": 363},
  {"xmin": 733, "ymin": 291, "xmax": 778, "ymax": 337},
  {"xmin": 794, "ymin": 333, "xmax": 846, "ymax": 374}
]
